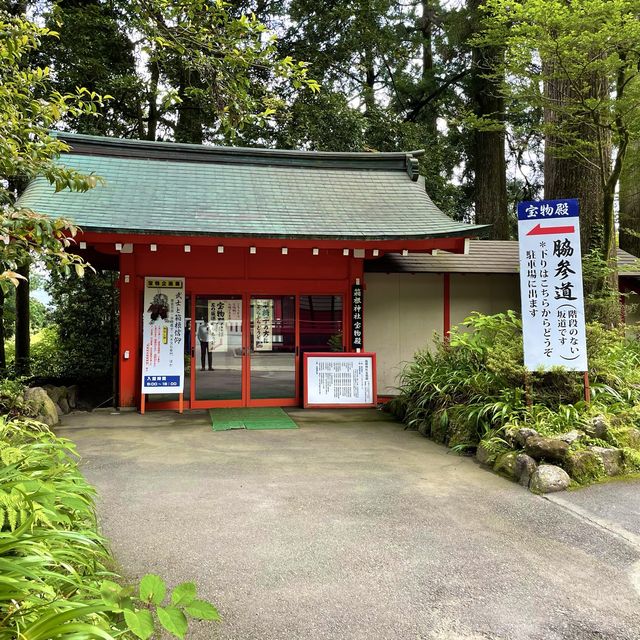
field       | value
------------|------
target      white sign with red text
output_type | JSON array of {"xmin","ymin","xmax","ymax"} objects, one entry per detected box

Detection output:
[{"xmin": 517, "ymin": 199, "xmax": 588, "ymax": 371}]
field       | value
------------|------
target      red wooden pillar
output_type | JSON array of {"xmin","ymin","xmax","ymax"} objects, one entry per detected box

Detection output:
[{"xmin": 118, "ymin": 253, "xmax": 138, "ymax": 408}]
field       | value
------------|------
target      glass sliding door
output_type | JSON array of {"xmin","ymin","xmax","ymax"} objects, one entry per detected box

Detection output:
[
  {"xmin": 249, "ymin": 295, "xmax": 297, "ymax": 401},
  {"xmin": 299, "ymin": 295, "xmax": 344, "ymax": 354},
  {"xmin": 194, "ymin": 295, "xmax": 243, "ymax": 402}
]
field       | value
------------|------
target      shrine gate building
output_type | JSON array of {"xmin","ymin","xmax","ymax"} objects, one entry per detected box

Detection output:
[{"xmin": 19, "ymin": 133, "xmax": 485, "ymax": 411}]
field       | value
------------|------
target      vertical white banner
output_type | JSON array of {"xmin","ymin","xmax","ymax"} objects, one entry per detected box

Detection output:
[
  {"xmin": 207, "ymin": 300, "xmax": 243, "ymax": 352},
  {"xmin": 253, "ymin": 299, "xmax": 273, "ymax": 351},
  {"xmin": 517, "ymin": 199, "xmax": 588, "ymax": 371},
  {"xmin": 141, "ymin": 277, "xmax": 185, "ymax": 393}
]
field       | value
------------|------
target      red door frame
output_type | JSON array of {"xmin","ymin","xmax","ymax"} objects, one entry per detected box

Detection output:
[{"xmin": 145, "ymin": 282, "xmax": 348, "ymax": 411}]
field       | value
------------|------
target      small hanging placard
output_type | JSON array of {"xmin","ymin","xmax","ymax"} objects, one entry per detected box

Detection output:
[{"xmin": 352, "ymin": 284, "xmax": 363, "ymax": 350}]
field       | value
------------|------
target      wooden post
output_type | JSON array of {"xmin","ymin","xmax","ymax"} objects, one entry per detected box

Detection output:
[
  {"xmin": 140, "ymin": 393, "xmax": 146, "ymax": 415},
  {"xmin": 179, "ymin": 393, "xmax": 184, "ymax": 414},
  {"xmin": 583, "ymin": 371, "xmax": 591, "ymax": 404}
]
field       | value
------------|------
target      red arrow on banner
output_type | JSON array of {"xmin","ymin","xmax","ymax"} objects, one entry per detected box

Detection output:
[{"xmin": 526, "ymin": 223, "xmax": 575, "ymax": 236}]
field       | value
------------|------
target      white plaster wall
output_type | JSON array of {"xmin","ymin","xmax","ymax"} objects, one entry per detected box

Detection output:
[
  {"xmin": 450, "ymin": 274, "xmax": 521, "ymax": 330},
  {"xmin": 364, "ymin": 273, "xmax": 443, "ymax": 395}
]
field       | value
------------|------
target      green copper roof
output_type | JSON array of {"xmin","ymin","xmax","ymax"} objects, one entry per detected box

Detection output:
[{"xmin": 18, "ymin": 133, "xmax": 486, "ymax": 241}]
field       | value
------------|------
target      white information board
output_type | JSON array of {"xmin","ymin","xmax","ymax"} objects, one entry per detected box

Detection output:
[
  {"xmin": 517, "ymin": 199, "xmax": 588, "ymax": 371},
  {"xmin": 141, "ymin": 277, "xmax": 185, "ymax": 394},
  {"xmin": 304, "ymin": 353, "xmax": 376, "ymax": 407}
]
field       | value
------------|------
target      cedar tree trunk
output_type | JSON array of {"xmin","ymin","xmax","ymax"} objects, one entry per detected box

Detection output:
[
  {"xmin": 469, "ymin": 0, "xmax": 509, "ymax": 239},
  {"xmin": 14, "ymin": 263, "xmax": 30, "ymax": 376}
]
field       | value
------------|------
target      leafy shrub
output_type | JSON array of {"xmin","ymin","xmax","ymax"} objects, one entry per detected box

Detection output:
[
  {"xmin": 397, "ymin": 312, "xmax": 640, "ymax": 455},
  {"xmin": 4, "ymin": 326, "xmax": 67, "ymax": 380},
  {"xmin": 47, "ymin": 269, "xmax": 118, "ymax": 381},
  {"xmin": 0, "ymin": 413, "xmax": 219, "ymax": 639}
]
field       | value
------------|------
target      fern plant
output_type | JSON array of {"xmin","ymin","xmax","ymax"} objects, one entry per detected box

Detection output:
[{"xmin": 0, "ymin": 413, "xmax": 219, "ymax": 640}]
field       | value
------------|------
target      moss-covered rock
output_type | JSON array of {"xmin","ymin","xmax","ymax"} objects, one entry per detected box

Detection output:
[
  {"xmin": 612, "ymin": 427, "xmax": 640, "ymax": 450},
  {"xmin": 430, "ymin": 410, "xmax": 449, "ymax": 445},
  {"xmin": 584, "ymin": 414, "xmax": 609, "ymax": 439},
  {"xmin": 476, "ymin": 442, "xmax": 493, "ymax": 466},
  {"xmin": 590, "ymin": 446, "xmax": 623, "ymax": 476},
  {"xmin": 515, "ymin": 454, "xmax": 537, "ymax": 487},
  {"xmin": 529, "ymin": 465, "xmax": 571, "ymax": 494},
  {"xmin": 494, "ymin": 451, "xmax": 520, "ymax": 481},
  {"xmin": 417, "ymin": 418, "xmax": 431, "ymax": 437},
  {"xmin": 448, "ymin": 417, "xmax": 479, "ymax": 449},
  {"xmin": 565, "ymin": 450, "xmax": 605, "ymax": 484},
  {"xmin": 621, "ymin": 448, "xmax": 640, "ymax": 473},
  {"xmin": 25, "ymin": 387, "xmax": 59, "ymax": 427},
  {"xmin": 525, "ymin": 436, "xmax": 569, "ymax": 463}
]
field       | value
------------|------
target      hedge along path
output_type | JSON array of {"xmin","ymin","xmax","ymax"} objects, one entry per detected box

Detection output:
[
  {"xmin": 0, "ymin": 408, "xmax": 219, "ymax": 640},
  {"xmin": 393, "ymin": 312, "xmax": 640, "ymax": 493}
]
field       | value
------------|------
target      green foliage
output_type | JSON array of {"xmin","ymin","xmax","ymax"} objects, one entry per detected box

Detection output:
[
  {"xmin": 47, "ymin": 270, "xmax": 119, "ymax": 381},
  {"xmin": 0, "ymin": 412, "xmax": 219, "ymax": 639},
  {"xmin": 39, "ymin": 1, "xmax": 144, "ymax": 137},
  {"xmin": 5, "ymin": 327, "xmax": 67, "ymax": 380},
  {"xmin": 478, "ymin": 0, "xmax": 640, "ymax": 262},
  {"xmin": 125, "ymin": 0, "xmax": 319, "ymax": 142},
  {"xmin": 0, "ymin": 11, "xmax": 107, "ymax": 289},
  {"xmin": 1, "ymin": 290, "xmax": 50, "ymax": 340},
  {"xmin": 397, "ymin": 312, "xmax": 640, "ymax": 460},
  {"xmin": 621, "ymin": 448, "xmax": 640, "ymax": 473}
]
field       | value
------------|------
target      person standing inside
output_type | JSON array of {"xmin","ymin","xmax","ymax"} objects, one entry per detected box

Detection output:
[{"xmin": 198, "ymin": 321, "xmax": 213, "ymax": 371}]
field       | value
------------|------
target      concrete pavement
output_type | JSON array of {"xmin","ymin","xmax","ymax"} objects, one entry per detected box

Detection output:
[{"xmin": 58, "ymin": 409, "xmax": 640, "ymax": 640}]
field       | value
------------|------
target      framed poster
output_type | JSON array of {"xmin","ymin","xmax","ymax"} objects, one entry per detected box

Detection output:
[
  {"xmin": 304, "ymin": 352, "xmax": 377, "ymax": 408},
  {"xmin": 141, "ymin": 277, "xmax": 185, "ymax": 394}
]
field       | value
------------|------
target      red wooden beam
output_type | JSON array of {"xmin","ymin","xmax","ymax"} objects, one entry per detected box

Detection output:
[{"xmin": 78, "ymin": 231, "xmax": 471, "ymax": 254}]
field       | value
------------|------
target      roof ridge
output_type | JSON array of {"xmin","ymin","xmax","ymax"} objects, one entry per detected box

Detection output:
[{"xmin": 53, "ymin": 131, "xmax": 425, "ymax": 176}]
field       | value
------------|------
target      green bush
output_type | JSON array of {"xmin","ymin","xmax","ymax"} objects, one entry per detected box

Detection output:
[
  {"xmin": 0, "ymin": 413, "xmax": 219, "ymax": 639},
  {"xmin": 4, "ymin": 327, "xmax": 67, "ymax": 380},
  {"xmin": 397, "ymin": 312, "xmax": 640, "ymax": 456},
  {"xmin": 47, "ymin": 269, "xmax": 118, "ymax": 381}
]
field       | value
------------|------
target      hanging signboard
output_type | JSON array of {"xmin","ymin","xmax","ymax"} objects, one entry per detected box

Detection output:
[
  {"xmin": 517, "ymin": 199, "xmax": 588, "ymax": 371},
  {"xmin": 352, "ymin": 284, "xmax": 363, "ymax": 350},
  {"xmin": 304, "ymin": 352, "xmax": 377, "ymax": 408},
  {"xmin": 141, "ymin": 277, "xmax": 185, "ymax": 393},
  {"xmin": 253, "ymin": 299, "xmax": 274, "ymax": 351},
  {"xmin": 207, "ymin": 299, "xmax": 242, "ymax": 352}
]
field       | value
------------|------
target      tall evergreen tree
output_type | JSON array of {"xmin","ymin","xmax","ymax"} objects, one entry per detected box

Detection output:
[{"xmin": 467, "ymin": 0, "xmax": 509, "ymax": 239}]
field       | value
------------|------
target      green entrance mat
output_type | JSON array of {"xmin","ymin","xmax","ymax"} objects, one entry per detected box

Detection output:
[{"xmin": 209, "ymin": 407, "xmax": 299, "ymax": 431}]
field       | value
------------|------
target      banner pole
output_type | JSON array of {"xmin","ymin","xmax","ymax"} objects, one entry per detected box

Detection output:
[{"xmin": 583, "ymin": 371, "xmax": 591, "ymax": 404}]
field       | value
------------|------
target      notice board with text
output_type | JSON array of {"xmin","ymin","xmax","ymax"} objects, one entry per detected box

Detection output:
[{"xmin": 304, "ymin": 352, "xmax": 377, "ymax": 408}]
